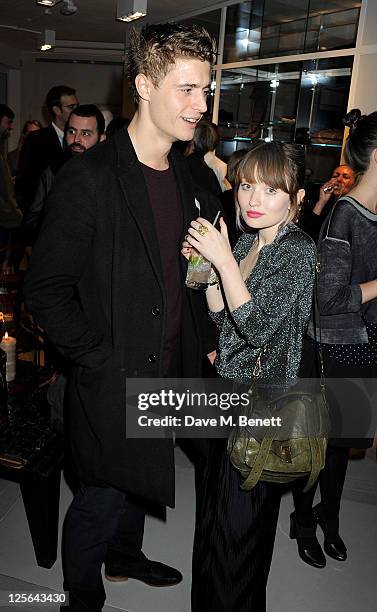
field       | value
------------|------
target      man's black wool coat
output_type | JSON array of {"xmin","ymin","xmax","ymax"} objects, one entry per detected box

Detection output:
[{"xmin": 24, "ymin": 129, "xmax": 219, "ymax": 508}]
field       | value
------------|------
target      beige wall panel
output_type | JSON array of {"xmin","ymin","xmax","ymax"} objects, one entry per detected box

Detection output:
[
  {"xmin": 349, "ymin": 53, "xmax": 377, "ymax": 115},
  {"xmin": 361, "ymin": 0, "xmax": 377, "ymax": 46},
  {"xmin": 20, "ymin": 54, "xmax": 123, "ymax": 127}
]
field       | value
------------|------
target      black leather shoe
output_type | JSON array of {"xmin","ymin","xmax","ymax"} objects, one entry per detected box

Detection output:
[
  {"xmin": 105, "ymin": 551, "xmax": 182, "ymax": 587},
  {"xmin": 313, "ymin": 504, "xmax": 347, "ymax": 561},
  {"xmin": 289, "ymin": 512, "xmax": 326, "ymax": 569}
]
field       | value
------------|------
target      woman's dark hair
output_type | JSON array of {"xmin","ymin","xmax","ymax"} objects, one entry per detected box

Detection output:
[
  {"xmin": 226, "ymin": 149, "xmax": 248, "ymax": 185},
  {"xmin": 193, "ymin": 120, "xmax": 219, "ymax": 155},
  {"xmin": 343, "ymin": 108, "xmax": 377, "ymax": 172}
]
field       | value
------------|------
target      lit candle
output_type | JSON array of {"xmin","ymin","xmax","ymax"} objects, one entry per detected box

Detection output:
[{"xmin": 0, "ymin": 332, "xmax": 16, "ymax": 382}]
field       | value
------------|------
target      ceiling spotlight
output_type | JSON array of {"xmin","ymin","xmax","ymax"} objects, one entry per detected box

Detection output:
[
  {"xmin": 116, "ymin": 0, "xmax": 147, "ymax": 22},
  {"xmin": 36, "ymin": 1, "xmax": 61, "ymax": 6},
  {"xmin": 39, "ymin": 29, "xmax": 55, "ymax": 51}
]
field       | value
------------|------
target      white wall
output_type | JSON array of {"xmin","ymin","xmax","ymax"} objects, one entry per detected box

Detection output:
[
  {"xmin": 361, "ymin": 0, "xmax": 377, "ymax": 46},
  {"xmin": 347, "ymin": 0, "xmax": 377, "ymax": 115},
  {"xmin": 19, "ymin": 51, "xmax": 124, "ymax": 128}
]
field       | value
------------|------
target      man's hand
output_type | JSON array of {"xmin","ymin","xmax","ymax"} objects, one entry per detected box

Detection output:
[{"xmin": 313, "ymin": 179, "xmax": 338, "ymax": 215}]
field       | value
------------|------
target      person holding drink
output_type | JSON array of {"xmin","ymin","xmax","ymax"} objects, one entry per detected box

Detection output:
[
  {"xmin": 183, "ymin": 141, "xmax": 317, "ymax": 611},
  {"xmin": 300, "ymin": 163, "xmax": 356, "ymax": 242}
]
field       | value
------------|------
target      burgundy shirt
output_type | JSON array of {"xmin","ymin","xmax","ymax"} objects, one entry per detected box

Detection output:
[{"xmin": 141, "ymin": 162, "xmax": 182, "ymax": 375}]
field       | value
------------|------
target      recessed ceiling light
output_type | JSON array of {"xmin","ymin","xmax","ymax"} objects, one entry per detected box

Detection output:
[
  {"xmin": 39, "ymin": 29, "xmax": 55, "ymax": 51},
  {"xmin": 36, "ymin": 0, "xmax": 61, "ymax": 6},
  {"xmin": 116, "ymin": 0, "xmax": 147, "ymax": 23}
]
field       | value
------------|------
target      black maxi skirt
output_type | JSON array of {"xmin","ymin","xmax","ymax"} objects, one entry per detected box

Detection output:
[{"xmin": 191, "ymin": 439, "xmax": 282, "ymax": 612}]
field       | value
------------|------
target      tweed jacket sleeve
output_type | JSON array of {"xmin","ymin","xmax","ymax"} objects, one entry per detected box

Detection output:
[{"xmin": 230, "ymin": 233, "xmax": 316, "ymax": 347}]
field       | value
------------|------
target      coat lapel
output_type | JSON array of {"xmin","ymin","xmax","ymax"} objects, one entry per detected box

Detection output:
[
  {"xmin": 114, "ymin": 130, "xmax": 164, "ymax": 287},
  {"xmin": 170, "ymin": 146, "xmax": 198, "ymax": 276},
  {"xmin": 170, "ymin": 146, "xmax": 197, "ymax": 240}
]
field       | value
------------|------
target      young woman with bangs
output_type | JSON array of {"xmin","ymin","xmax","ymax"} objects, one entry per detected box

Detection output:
[{"xmin": 184, "ymin": 141, "xmax": 317, "ymax": 611}]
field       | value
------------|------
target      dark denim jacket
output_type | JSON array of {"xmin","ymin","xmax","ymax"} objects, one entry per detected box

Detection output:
[{"xmin": 308, "ymin": 196, "xmax": 377, "ymax": 344}]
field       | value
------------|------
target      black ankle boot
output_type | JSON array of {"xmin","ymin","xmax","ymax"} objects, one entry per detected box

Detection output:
[
  {"xmin": 290, "ymin": 512, "xmax": 326, "ymax": 569},
  {"xmin": 313, "ymin": 504, "xmax": 347, "ymax": 561}
]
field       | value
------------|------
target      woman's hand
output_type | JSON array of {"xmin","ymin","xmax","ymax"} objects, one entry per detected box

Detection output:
[{"xmin": 187, "ymin": 216, "xmax": 233, "ymax": 272}]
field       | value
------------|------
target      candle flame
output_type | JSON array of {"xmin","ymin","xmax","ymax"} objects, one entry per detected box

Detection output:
[{"xmin": 4, "ymin": 332, "xmax": 8, "ymax": 339}]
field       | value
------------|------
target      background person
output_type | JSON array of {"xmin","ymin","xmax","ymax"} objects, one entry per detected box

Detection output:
[
  {"xmin": 15, "ymin": 85, "xmax": 78, "ymax": 211},
  {"xmin": 292, "ymin": 108, "xmax": 377, "ymax": 568},
  {"xmin": 7, "ymin": 119, "xmax": 42, "ymax": 178},
  {"xmin": 0, "ymin": 104, "xmax": 23, "ymax": 269},
  {"xmin": 24, "ymin": 104, "xmax": 106, "ymax": 247},
  {"xmin": 300, "ymin": 164, "xmax": 356, "ymax": 242},
  {"xmin": 186, "ymin": 120, "xmax": 223, "ymax": 198},
  {"xmin": 199, "ymin": 120, "xmax": 231, "ymax": 192},
  {"xmin": 105, "ymin": 116, "xmax": 130, "ymax": 138}
]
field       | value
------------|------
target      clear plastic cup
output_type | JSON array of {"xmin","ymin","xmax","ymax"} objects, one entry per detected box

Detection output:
[{"xmin": 185, "ymin": 249, "xmax": 212, "ymax": 290}]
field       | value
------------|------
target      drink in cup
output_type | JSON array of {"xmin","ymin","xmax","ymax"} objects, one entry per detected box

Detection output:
[
  {"xmin": 185, "ymin": 211, "xmax": 221, "ymax": 290},
  {"xmin": 185, "ymin": 250, "xmax": 212, "ymax": 290}
]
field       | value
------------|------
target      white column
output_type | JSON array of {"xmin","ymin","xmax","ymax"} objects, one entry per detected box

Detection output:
[{"xmin": 347, "ymin": 0, "xmax": 377, "ymax": 114}]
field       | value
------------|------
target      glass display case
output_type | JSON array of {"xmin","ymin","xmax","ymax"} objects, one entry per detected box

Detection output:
[
  {"xmin": 223, "ymin": 0, "xmax": 361, "ymax": 63},
  {"xmin": 216, "ymin": 55, "xmax": 352, "ymax": 182},
  {"xmin": 177, "ymin": 0, "xmax": 360, "ymax": 183}
]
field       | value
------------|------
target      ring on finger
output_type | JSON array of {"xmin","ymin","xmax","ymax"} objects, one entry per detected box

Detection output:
[{"xmin": 197, "ymin": 223, "xmax": 209, "ymax": 237}]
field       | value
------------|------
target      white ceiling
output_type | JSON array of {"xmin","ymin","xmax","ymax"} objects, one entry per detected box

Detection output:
[
  {"xmin": 0, "ymin": 0, "xmax": 362, "ymax": 55},
  {"xmin": 0, "ymin": 0, "xmax": 227, "ymax": 52}
]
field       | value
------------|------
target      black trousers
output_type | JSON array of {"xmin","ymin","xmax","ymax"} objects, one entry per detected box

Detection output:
[
  {"xmin": 192, "ymin": 440, "xmax": 282, "ymax": 612},
  {"xmin": 62, "ymin": 484, "xmax": 145, "ymax": 612},
  {"xmin": 293, "ymin": 338, "xmax": 374, "ymax": 526},
  {"xmin": 292, "ymin": 443, "xmax": 349, "ymax": 524}
]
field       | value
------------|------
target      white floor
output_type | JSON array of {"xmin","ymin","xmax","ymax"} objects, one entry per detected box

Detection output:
[{"xmin": 0, "ymin": 448, "xmax": 376, "ymax": 612}]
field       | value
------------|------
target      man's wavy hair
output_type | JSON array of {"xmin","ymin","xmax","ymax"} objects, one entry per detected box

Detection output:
[{"xmin": 127, "ymin": 23, "xmax": 217, "ymax": 106}]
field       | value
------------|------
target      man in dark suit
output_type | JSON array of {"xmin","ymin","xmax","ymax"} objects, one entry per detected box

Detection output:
[
  {"xmin": 24, "ymin": 23, "xmax": 217, "ymax": 612},
  {"xmin": 24, "ymin": 104, "xmax": 106, "ymax": 245},
  {"xmin": 15, "ymin": 85, "xmax": 78, "ymax": 211}
]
